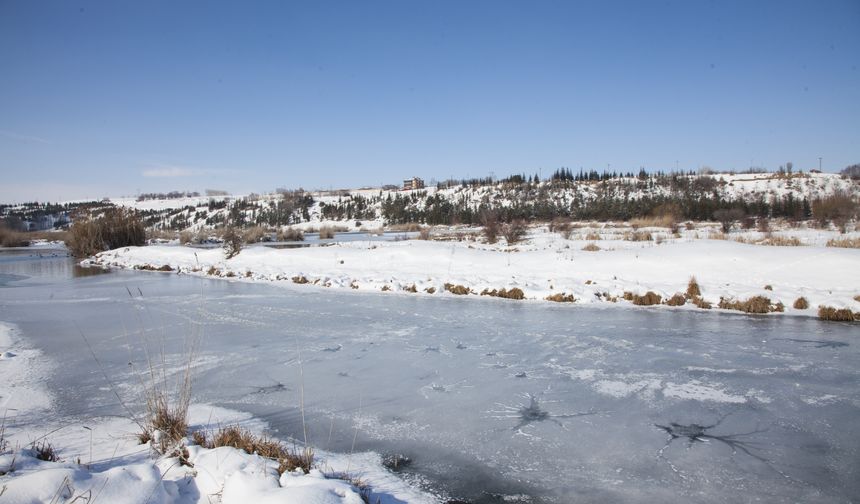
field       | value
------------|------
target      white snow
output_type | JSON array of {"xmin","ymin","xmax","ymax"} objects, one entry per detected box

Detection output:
[
  {"xmin": 0, "ymin": 322, "xmax": 436, "ymax": 504},
  {"xmin": 86, "ymin": 225, "xmax": 860, "ymax": 319}
]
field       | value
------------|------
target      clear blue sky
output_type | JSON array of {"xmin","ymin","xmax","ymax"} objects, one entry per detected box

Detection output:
[{"xmin": 1, "ymin": 0, "xmax": 858, "ymax": 202}]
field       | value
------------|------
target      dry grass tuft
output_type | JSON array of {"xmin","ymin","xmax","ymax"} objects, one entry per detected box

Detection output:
[
  {"xmin": 545, "ymin": 293, "xmax": 576, "ymax": 303},
  {"xmin": 292, "ymin": 275, "xmax": 309, "ymax": 284},
  {"xmin": 424, "ymin": 287, "xmax": 436, "ymax": 294},
  {"xmin": 817, "ymin": 306, "xmax": 858, "ymax": 322},
  {"xmin": 206, "ymin": 266, "xmax": 218, "ymax": 276},
  {"xmin": 628, "ymin": 291, "xmax": 662, "ymax": 306},
  {"xmin": 405, "ymin": 284, "xmax": 417, "ymax": 293},
  {"xmin": 718, "ymin": 295, "xmax": 775, "ymax": 314},
  {"xmin": 582, "ymin": 242, "xmax": 600, "ymax": 252},
  {"xmin": 417, "ymin": 227, "xmax": 431, "ymax": 240},
  {"xmin": 691, "ymin": 296, "xmax": 712, "ymax": 309},
  {"xmin": 318, "ymin": 226, "xmax": 336, "ymax": 239},
  {"xmin": 242, "ymin": 226, "xmax": 269, "ymax": 244},
  {"xmin": 277, "ymin": 227, "xmax": 304, "ymax": 241},
  {"xmin": 793, "ymin": 297, "xmax": 809, "ymax": 310},
  {"xmin": 665, "ymin": 293, "xmax": 687, "ymax": 306},
  {"xmin": 199, "ymin": 425, "xmax": 313, "ymax": 474},
  {"xmin": 32, "ymin": 440, "xmax": 60, "ymax": 462},
  {"xmin": 854, "ymin": 295, "xmax": 860, "ymax": 303},
  {"xmin": 623, "ymin": 230, "xmax": 652, "ymax": 242},
  {"xmin": 444, "ymin": 283, "xmax": 472, "ymax": 295},
  {"xmin": 0, "ymin": 225, "xmax": 31, "ymax": 247},
  {"xmin": 480, "ymin": 287, "xmax": 525, "ymax": 300},
  {"xmin": 380, "ymin": 285, "xmax": 391, "ymax": 292},
  {"xmin": 764, "ymin": 285, "xmax": 773, "ymax": 291},
  {"xmin": 759, "ymin": 235, "xmax": 802, "ymax": 247},
  {"xmin": 584, "ymin": 232, "xmax": 601, "ymax": 241},
  {"xmin": 826, "ymin": 237, "xmax": 860, "ymax": 248},
  {"xmin": 686, "ymin": 277, "xmax": 702, "ymax": 298}
]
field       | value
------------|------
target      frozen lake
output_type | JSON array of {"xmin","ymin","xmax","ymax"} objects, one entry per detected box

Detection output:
[{"xmin": 1, "ymin": 251, "xmax": 858, "ymax": 503}]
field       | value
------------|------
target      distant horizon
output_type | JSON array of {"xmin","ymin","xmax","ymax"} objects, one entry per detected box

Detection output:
[
  {"xmin": 2, "ymin": 0, "xmax": 858, "ymax": 203},
  {"xmin": 0, "ymin": 164, "xmax": 850, "ymax": 205}
]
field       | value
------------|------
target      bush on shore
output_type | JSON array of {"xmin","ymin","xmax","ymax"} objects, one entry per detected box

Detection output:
[{"xmin": 66, "ymin": 208, "xmax": 145, "ymax": 257}]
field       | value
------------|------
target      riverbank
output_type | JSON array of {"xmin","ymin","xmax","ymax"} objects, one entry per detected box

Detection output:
[
  {"xmin": 0, "ymin": 321, "xmax": 436, "ymax": 504},
  {"xmin": 87, "ymin": 224, "xmax": 860, "ymax": 321}
]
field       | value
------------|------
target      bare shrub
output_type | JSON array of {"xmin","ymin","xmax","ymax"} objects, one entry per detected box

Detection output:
[
  {"xmin": 684, "ymin": 222, "xmax": 695, "ymax": 231},
  {"xmin": 855, "ymin": 295, "xmax": 860, "ymax": 303},
  {"xmin": 812, "ymin": 190, "xmax": 858, "ymax": 230},
  {"xmin": 686, "ymin": 277, "xmax": 701, "ymax": 298},
  {"xmin": 32, "ymin": 440, "xmax": 59, "ymax": 462},
  {"xmin": 405, "ymin": 284, "xmax": 418, "ymax": 293},
  {"xmin": 291, "ymin": 275, "xmax": 309, "ymax": 284},
  {"xmin": 718, "ymin": 295, "xmax": 774, "ymax": 314},
  {"xmin": 757, "ymin": 217, "xmax": 771, "ymax": 233},
  {"xmin": 424, "ymin": 286, "xmax": 436, "ymax": 294},
  {"xmin": 178, "ymin": 230, "xmax": 193, "ymax": 245},
  {"xmin": 480, "ymin": 287, "xmax": 525, "ymax": 300},
  {"xmin": 66, "ymin": 208, "xmax": 146, "ymax": 257},
  {"xmin": 793, "ymin": 297, "xmax": 809, "ymax": 310},
  {"xmin": 222, "ymin": 227, "xmax": 243, "ymax": 259},
  {"xmin": 545, "ymin": 293, "xmax": 576, "ymax": 302},
  {"xmin": 665, "ymin": 293, "xmax": 686, "ymax": 306},
  {"xmin": 444, "ymin": 283, "xmax": 471, "ymax": 295},
  {"xmin": 817, "ymin": 306, "xmax": 857, "ymax": 322},
  {"xmin": 582, "ymin": 243, "xmax": 600, "ymax": 251},
  {"xmin": 764, "ymin": 285, "xmax": 773, "ymax": 291},
  {"xmin": 551, "ymin": 218, "xmax": 573, "ymax": 239},
  {"xmin": 318, "ymin": 226, "xmax": 336, "ymax": 239},
  {"xmin": 584, "ymin": 232, "xmax": 601, "ymax": 241},
  {"xmin": 479, "ymin": 210, "xmax": 499, "ymax": 244},
  {"xmin": 417, "ymin": 227, "xmax": 431, "ymax": 240},
  {"xmin": 501, "ymin": 220, "xmax": 528, "ymax": 245},
  {"xmin": 277, "ymin": 227, "xmax": 305, "ymax": 241},
  {"xmin": 826, "ymin": 237, "xmax": 860, "ymax": 248},
  {"xmin": 713, "ymin": 208, "xmax": 745, "ymax": 233}
]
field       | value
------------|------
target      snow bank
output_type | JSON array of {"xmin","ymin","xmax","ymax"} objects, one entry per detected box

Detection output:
[{"xmin": 87, "ymin": 227, "xmax": 860, "ymax": 319}]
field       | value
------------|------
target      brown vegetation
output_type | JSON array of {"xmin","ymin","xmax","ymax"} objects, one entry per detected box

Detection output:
[
  {"xmin": 480, "ymin": 287, "xmax": 525, "ymax": 300},
  {"xmin": 826, "ymin": 237, "xmax": 860, "ymax": 248},
  {"xmin": 292, "ymin": 275, "xmax": 310, "ymax": 284},
  {"xmin": 718, "ymin": 295, "xmax": 777, "ymax": 314},
  {"xmin": 444, "ymin": 283, "xmax": 472, "ymax": 295},
  {"xmin": 545, "ymin": 293, "xmax": 576, "ymax": 303},
  {"xmin": 686, "ymin": 277, "xmax": 702, "ymax": 298},
  {"xmin": 193, "ymin": 425, "xmax": 312, "ymax": 474},
  {"xmin": 66, "ymin": 208, "xmax": 146, "ymax": 257},
  {"xmin": 318, "ymin": 226, "xmax": 336, "ymax": 239},
  {"xmin": 691, "ymin": 296, "xmax": 712, "ymax": 309},
  {"xmin": 623, "ymin": 230, "xmax": 652, "ymax": 242},
  {"xmin": 793, "ymin": 297, "xmax": 809, "ymax": 310},
  {"xmin": 665, "ymin": 293, "xmax": 687, "ymax": 306},
  {"xmin": 817, "ymin": 306, "xmax": 858, "ymax": 322},
  {"xmin": 581, "ymin": 242, "xmax": 600, "ymax": 252},
  {"xmin": 501, "ymin": 220, "xmax": 528, "ymax": 245},
  {"xmin": 277, "ymin": 227, "xmax": 305, "ymax": 241},
  {"xmin": 625, "ymin": 291, "xmax": 662, "ymax": 306}
]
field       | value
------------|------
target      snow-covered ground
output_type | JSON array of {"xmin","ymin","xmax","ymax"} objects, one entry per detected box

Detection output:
[
  {"xmin": 0, "ymin": 322, "xmax": 434, "ymax": 504},
  {"xmin": 87, "ymin": 223, "xmax": 860, "ymax": 319}
]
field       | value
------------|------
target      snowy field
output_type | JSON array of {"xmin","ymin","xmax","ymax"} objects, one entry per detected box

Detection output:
[{"xmin": 88, "ymin": 223, "xmax": 860, "ymax": 318}]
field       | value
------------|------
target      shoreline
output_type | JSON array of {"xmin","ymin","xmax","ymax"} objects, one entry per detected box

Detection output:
[{"xmin": 85, "ymin": 228, "xmax": 860, "ymax": 322}]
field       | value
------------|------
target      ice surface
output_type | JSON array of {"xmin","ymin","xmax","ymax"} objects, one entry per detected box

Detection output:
[{"xmin": 1, "ymin": 255, "xmax": 859, "ymax": 503}]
